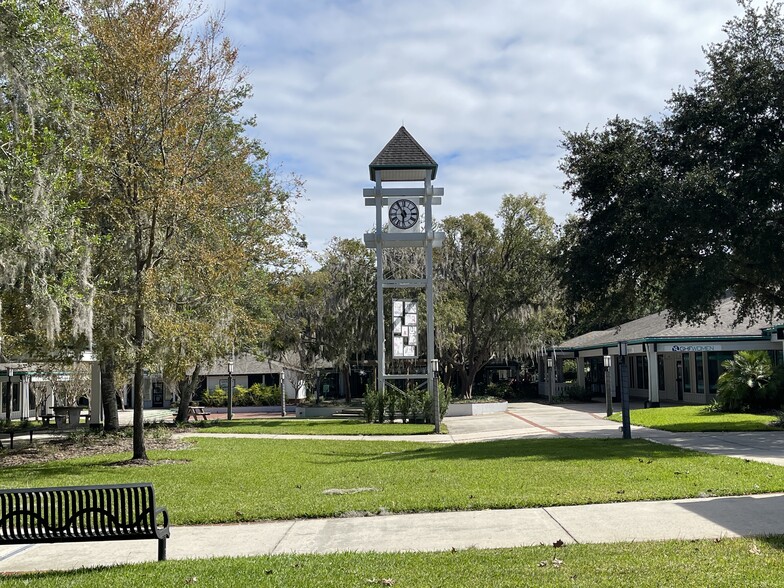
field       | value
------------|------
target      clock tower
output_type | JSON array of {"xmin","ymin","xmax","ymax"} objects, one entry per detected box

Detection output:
[{"xmin": 363, "ymin": 127, "xmax": 445, "ymax": 429}]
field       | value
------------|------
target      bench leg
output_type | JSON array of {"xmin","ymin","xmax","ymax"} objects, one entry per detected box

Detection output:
[{"xmin": 158, "ymin": 537, "xmax": 167, "ymax": 561}]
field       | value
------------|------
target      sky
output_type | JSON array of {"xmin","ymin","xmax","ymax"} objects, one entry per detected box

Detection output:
[{"xmin": 203, "ymin": 0, "xmax": 742, "ymax": 261}]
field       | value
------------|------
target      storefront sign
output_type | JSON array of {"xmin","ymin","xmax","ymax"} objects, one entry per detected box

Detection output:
[{"xmin": 663, "ymin": 344, "xmax": 722, "ymax": 352}]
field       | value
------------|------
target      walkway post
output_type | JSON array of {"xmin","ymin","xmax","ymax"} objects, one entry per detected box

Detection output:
[
  {"xmin": 431, "ymin": 358, "xmax": 440, "ymax": 434},
  {"xmin": 603, "ymin": 354, "xmax": 613, "ymax": 417},
  {"xmin": 618, "ymin": 341, "xmax": 631, "ymax": 439},
  {"xmin": 547, "ymin": 357, "xmax": 554, "ymax": 402}
]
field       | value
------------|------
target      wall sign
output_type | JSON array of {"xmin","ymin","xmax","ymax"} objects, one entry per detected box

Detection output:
[
  {"xmin": 392, "ymin": 299, "xmax": 418, "ymax": 359},
  {"xmin": 663, "ymin": 344, "xmax": 722, "ymax": 352}
]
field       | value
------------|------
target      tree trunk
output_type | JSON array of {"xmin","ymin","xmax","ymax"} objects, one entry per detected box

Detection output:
[
  {"xmin": 176, "ymin": 364, "xmax": 201, "ymax": 423},
  {"xmin": 132, "ymin": 302, "xmax": 148, "ymax": 461},
  {"xmin": 456, "ymin": 365, "xmax": 473, "ymax": 399},
  {"xmin": 341, "ymin": 365, "xmax": 352, "ymax": 403},
  {"xmin": 101, "ymin": 356, "xmax": 119, "ymax": 432}
]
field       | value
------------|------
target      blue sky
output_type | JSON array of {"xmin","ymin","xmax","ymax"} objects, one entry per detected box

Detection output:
[{"xmin": 204, "ymin": 0, "xmax": 742, "ymax": 260}]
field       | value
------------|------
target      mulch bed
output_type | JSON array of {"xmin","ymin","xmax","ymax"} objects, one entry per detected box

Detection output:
[{"xmin": 0, "ymin": 434, "xmax": 193, "ymax": 468}]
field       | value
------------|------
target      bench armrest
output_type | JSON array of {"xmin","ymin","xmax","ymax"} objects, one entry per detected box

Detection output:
[{"xmin": 155, "ymin": 506, "xmax": 170, "ymax": 537}]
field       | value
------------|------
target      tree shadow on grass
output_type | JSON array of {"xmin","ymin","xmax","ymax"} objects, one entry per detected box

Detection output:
[{"xmin": 316, "ymin": 438, "xmax": 708, "ymax": 464}]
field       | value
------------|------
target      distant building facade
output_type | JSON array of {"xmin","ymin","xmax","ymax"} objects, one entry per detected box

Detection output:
[{"xmin": 542, "ymin": 299, "xmax": 784, "ymax": 405}]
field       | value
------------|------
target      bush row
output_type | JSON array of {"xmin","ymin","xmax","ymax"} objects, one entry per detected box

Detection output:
[
  {"xmin": 200, "ymin": 383, "xmax": 282, "ymax": 407},
  {"xmin": 363, "ymin": 383, "xmax": 451, "ymax": 424}
]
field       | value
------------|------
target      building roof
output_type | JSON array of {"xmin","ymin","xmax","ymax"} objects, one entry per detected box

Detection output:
[
  {"xmin": 558, "ymin": 298, "xmax": 779, "ymax": 351},
  {"xmin": 369, "ymin": 126, "xmax": 438, "ymax": 182}
]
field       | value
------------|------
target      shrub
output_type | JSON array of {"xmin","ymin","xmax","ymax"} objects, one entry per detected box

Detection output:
[
  {"xmin": 486, "ymin": 381, "xmax": 512, "ymax": 400},
  {"xmin": 201, "ymin": 387, "xmax": 227, "ymax": 407},
  {"xmin": 549, "ymin": 384, "xmax": 592, "ymax": 404},
  {"xmin": 202, "ymin": 383, "xmax": 281, "ymax": 407},
  {"xmin": 438, "ymin": 381, "xmax": 451, "ymax": 420},
  {"xmin": 363, "ymin": 385, "xmax": 380, "ymax": 423},
  {"xmin": 386, "ymin": 387, "xmax": 399, "ymax": 423},
  {"xmin": 399, "ymin": 387, "xmax": 414, "ymax": 423},
  {"xmin": 717, "ymin": 350, "xmax": 776, "ymax": 412},
  {"xmin": 246, "ymin": 383, "xmax": 281, "ymax": 406}
]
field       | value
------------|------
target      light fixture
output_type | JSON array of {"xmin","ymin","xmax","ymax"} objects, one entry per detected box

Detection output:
[
  {"xmin": 603, "ymin": 355, "xmax": 612, "ymax": 368},
  {"xmin": 227, "ymin": 360, "xmax": 234, "ymax": 375},
  {"xmin": 546, "ymin": 357, "xmax": 553, "ymax": 368}
]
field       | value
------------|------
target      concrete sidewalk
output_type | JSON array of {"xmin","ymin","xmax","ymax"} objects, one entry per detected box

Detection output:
[
  {"xmin": 2, "ymin": 493, "xmax": 784, "ymax": 573},
  {"xmin": 3, "ymin": 401, "xmax": 784, "ymax": 573}
]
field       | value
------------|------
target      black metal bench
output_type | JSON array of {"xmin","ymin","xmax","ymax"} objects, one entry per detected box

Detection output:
[
  {"xmin": 0, "ymin": 428, "xmax": 35, "ymax": 450},
  {"xmin": 0, "ymin": 482, "xmax": 170, "ymax": 561}
]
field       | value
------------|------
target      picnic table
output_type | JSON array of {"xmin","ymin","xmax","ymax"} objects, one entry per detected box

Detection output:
[{"xmin": 187, "ymin": 406, "xmax": 211, "ymax": 421}]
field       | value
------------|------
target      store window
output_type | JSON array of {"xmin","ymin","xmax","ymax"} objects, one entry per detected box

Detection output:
[
  {"xmin": 635, "ymin": 356, "xmax": 648, "ymax": 390},
  {"xmin": 707, "ymin": 352, "xmax": 734, "ymax": 395},
  {"xmin": 682, "ymin": 353, "xmax": 691, "ymax": 393},
  {"xmin": 696, "ymin": 353, "xmax": 705, "ymax": 394}
]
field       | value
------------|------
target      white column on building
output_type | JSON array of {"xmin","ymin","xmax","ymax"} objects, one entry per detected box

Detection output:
[
  {"xmin": 20, "ymin": 375, "xmax": 30, "ymax": 419},
  {"xmin": 576, "ymin": 357, "xmax": 585, "ymax": 388},
  {"xmin": 646, "ymin": 344, "xmax": 660, "ymax": 407},
  {"xmin": 607, "ymin": 358, "xmax": 617, "ymax": 400}
]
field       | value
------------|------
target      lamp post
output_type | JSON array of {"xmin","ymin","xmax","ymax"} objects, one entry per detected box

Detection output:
[
  {"xmin": 280, "ymin": 371, "xmax": 286, "ymax": 417},
  {"xmin": 227, "ymin": 360, "xmax": 234, "ymax": 421},
  {"xmin": 431, "ymin": 358, "xmax": 440, "ymax": 434},
  {"xmin": 603, "ymin": 355, "xmax": 613, "ymax": 417},
  {"xmin": 546, "ymin": 357, "xmax": 554, "ymax": 402},
  {"xmin": 617, "ymin": 341, "xmax": 631, "ymax": 439}
]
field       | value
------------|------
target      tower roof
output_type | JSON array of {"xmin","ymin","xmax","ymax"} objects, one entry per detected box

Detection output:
[{"xmin": 369, "ymin": 126, "xmax": 438, "ymax": 182}]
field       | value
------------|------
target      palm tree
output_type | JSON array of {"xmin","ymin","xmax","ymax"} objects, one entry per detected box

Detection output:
[{"xmin": 717, "ymin": 351, "xmax": 773, "ymax": 412}]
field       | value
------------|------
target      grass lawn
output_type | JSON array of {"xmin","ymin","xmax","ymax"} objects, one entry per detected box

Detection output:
[
  {"xmin": 3, "ymin": 537, "xmax": 784, "ymax": 587},
  {"xmin": 608, "ymin": 405, "xmax": 781, "ymax": 432},
  {"xmin": 2, "ymin": 437, "xmax": 784, "ymax": 524},
  {"xmin": 185, "ymin": 418, "xmax": 441, "ymax": 435}
]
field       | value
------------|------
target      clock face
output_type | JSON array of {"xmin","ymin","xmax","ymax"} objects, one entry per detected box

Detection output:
[{"xmin": 388, "ymin": 198, "xmax": 419, "ymax": 230}]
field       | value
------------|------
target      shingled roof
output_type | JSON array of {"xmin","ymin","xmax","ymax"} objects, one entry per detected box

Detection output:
[
  {"xmin": 369, "ymin": 126, "xmax": 438, "ymax": 182},
  {"xmin": 557, "ymin": 298, "xmax": 779, "ymax": 351}
]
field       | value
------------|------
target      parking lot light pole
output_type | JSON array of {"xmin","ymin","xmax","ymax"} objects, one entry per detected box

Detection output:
[{"xmin": 618, "ymin": 342, "xmax": 631, "ymax": 439}]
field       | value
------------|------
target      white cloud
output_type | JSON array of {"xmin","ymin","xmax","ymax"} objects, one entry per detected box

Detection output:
[{"xmin": 204, "ymin": 0, "xmax": 741, "ymax": 255}]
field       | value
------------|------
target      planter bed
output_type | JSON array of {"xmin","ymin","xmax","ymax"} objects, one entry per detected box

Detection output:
[{"xmin": 445, "ymin": 401, "xmax": 508, "ymax": 417}]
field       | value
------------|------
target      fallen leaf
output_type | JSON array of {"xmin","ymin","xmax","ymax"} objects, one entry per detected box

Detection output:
[
  {"xmin": 553, "ymin": 539, "xmax": 564, "ymax": 548},
  {"xmin": 264, "ymin": 569, "xmax": 274, "ymax": 575},
  {"xmin": 538, "ymin": 561, "xmax": 548, "ymax": 567},
  {"xmin": 185, "ymin": 578, "xmax": 198, "ymax": 585},
  {"xmin": 552, "ymin": 558, "xmax": 563, "ymax": 568},
  {"xmin": 750, "ymin": 543, "xmax": 761, "ymax": 555}
]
